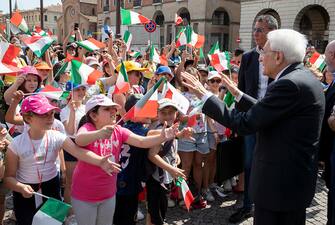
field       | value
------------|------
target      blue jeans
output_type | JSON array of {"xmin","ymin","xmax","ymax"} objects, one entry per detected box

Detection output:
[{"xmin": 243, "ymin": 134, "xmax": 256, "ymax": 210}]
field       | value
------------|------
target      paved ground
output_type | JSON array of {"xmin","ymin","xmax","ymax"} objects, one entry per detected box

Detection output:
[{"xmin": 2, "ymin": 171, "xmax": 328, "ymax": 225}]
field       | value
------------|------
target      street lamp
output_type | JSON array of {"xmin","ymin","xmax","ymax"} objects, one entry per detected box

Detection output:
[{"xmin": 116, "ymin": 0, "xmax": 121, "ymax": 38}]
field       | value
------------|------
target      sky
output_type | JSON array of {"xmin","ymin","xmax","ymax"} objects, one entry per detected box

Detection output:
[{"xmin": 1, "ymin": 0, "xmax": 62, "ymax": 14}]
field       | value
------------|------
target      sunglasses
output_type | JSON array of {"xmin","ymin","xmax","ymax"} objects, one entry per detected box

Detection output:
[{"xmin": 209, "ymin": 79, "xmax": 221, "ymax": 83}]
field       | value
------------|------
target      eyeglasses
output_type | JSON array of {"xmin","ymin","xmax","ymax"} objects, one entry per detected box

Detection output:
[
  {"xmin": 253, "ymin": 27, "xmax": 265, "ymax": 33},
  {"xmin": 209, "ymin": 79, "xmax": 221, "ymax": 83}
]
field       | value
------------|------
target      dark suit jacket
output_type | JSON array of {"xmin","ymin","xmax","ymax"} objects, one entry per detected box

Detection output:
[
  {"xmin": 202, "ymin": 63, "xmax": 325, "ymax": 211},
  {"xmin": 319, "ymin": 82, "xmax": 335, "ymax": 187},
  {"xmin": 237, "ymin": 48, "xmax": 260, "ymax": 113}
]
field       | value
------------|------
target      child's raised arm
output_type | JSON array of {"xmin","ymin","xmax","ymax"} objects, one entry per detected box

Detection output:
[{"xmin": 62, "ymin": 138, "xmax": 121, "ymax": 175}]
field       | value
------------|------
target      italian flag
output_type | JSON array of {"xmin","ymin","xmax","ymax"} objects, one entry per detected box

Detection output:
[
  {"xmin": 224, "ymin": 91, "xmax": 235, "ymax": 107},
  {"xmin": 187, "ymin": 100, "xmax": 204, "ymax": 127},
  {"xmin": 176, "ymin": 26, "xmax": 205, "ymax": 49},
  {"xmin": 129, "ymin": 51, "xmax": 141, "ymax": 59},
  {"xmin": 71, "ymin": 59, "xmax": 103, "ymax": 85},
  {"xmin": 161, "ymin": 82, "xmax": 190, "ymax": 115},
  {"xmin": 77, "ymin": 38, "xmax": 106, "ymax": 52},
  {"xmin": 121, "ymin": 8, "xmax": 150, "ymax": 25},
  {"xmin": 22, "ymin": 36, "xmax": 55, "ymax": 58},
  {"xmin": 124, "ymin": 77, "xmax": 165, "ymax": 119},
  {"xmin": 32, "ymin": 198, "xmax": 71, "ymax": 225},
  {"xmin": 175, "ymin": 14, "xmax": 183, "ymax": 25},
  {"xmin": 0, "ymin": 62, "xmax": 21, "ymax": 74},
  {"xmin": 38, "ymin": 85, "xmax": 70, "ymax": 100},
  {"xmin": 209, "ymin": 51, "xmax": 230, "ymax": 72},
  {"xmin": 199, "ymin": 47, "xmax": 205, "ymax": 59},
  {"xmin": 113, "ymin": 61, "xmax": 130, "ymax": 94},
  {"xmin": 177, "ymin": 177, "xmax": 194, "ymax": 211},
  {"xmin": 123, "ymin": 30, "xmax": 132, "ymax": 52},
  {"xmin": 33, "ymin": 25, "xmax": 47, "ymax": 37},
  {"xmin": 0, "ymin": 42, "xmax": 21, "ymax": 65},
  {"xmin": 149, "ymin": 45, "xmax": 164, "ymax": 64},
  {"xmin": 10, "ymin": 11, "xmax": 29, "ymax": 34},
  {"xmin": 208, "ymin": 41, "xmax": 220, "ymax": 55},
  {"xmin": 309, "ymin": 52, "xmax": 326, "ymax": 72}
]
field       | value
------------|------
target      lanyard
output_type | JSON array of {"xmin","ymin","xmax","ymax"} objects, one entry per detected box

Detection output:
[{"xmin": 29, "ymin": 131, "xmax": 49, "ymax": 190}]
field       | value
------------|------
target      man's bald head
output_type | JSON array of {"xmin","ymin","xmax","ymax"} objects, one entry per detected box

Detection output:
[{"xmin": 325, "ymin": 40, "xmax": 335, "ymax": 73}]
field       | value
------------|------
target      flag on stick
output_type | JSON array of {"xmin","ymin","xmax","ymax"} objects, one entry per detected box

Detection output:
[
  {"xmin": 71, "ymin": 60, "xmax": 103, "ymax": 85},
  {"xmin": 123, "ymin": 30, "xmax": 132, "ymax": 52},
  {"xmin": 22, "ymin": 36, "xmax": 55, "ymax": 58},
  {"xmin": 176, "ymin": 177, "xmax": 194, "ymax": 211},
  {"xmin": 309, "ymin": 52, "xmax": 326, "ymax": 72},
  {"xmin": 32, "ymin": 198, "xmax": 71, "ymax": 225},
  {"xmin": 124, "ymin": 77, "xmax": 165, "ymax": 120},
  {"xmin": 10, "ymin": 11, "xmax": 30, "ymax": 34},
  {"xmin": 121, "ymin": 8, "xmax": 150, "ymax": 25},
  {"xmin": 76, "ymin": 38, "xmax": 106, "ymax": 52}
]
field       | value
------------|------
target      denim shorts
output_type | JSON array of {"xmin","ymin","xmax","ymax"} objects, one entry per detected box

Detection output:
[
  {"xmin": 178, "ymin": 132, "xmax": 209, "ymax": 154},
  {"xmin": 207, "ymin": 132, "xmax": 217, "ymax": 150}
]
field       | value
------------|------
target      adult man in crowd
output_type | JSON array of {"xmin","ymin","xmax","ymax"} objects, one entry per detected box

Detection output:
[
  {"xmin": 181, "ymin": 29, "xmax": 325, "ymax": 225},
  {"xmin": 322, "ymin": 40, "xmax": 335, "ymax": 225},
  {"xmin": 230, "ymin": 14, "xmax": 278, "ymax": 223}
]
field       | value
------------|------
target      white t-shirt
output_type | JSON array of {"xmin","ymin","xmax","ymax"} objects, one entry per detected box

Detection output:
[
  {"xmin": 8, "ymin": 130, "xmax": 67, "ymax": 184},
  {"xmin": 60, "ymin": 104, "xmax": 85, "ymax": 138}
]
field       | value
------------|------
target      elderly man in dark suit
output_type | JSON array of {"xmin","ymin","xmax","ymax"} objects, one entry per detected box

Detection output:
[
  {"xmin": 323, "ymin": 40, "xmax": 335, "ymax": 225},
  {"xmin": 232, "ymin": 14, "xmax": 278, "ymax": 223},
  {"xmin": 181, "ymin": 29, "xmax": 325, "ymax": 225}
]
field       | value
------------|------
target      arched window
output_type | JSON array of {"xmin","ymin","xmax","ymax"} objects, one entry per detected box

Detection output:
[{"xmin": 212, "ymin": 9, "xmax": 229, "ymax": 25}]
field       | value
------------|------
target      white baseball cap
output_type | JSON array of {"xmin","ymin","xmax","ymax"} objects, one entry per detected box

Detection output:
[
  {"xmin": 158, "ymin": 98, "xmax": 183, "ymax": 114},
  {"xmin": 207, "ymin": 71, "xmax": 221, "ymax": 80},
  {"xmin": 85, "ymin": 94, "xmax": 121, "ymax": 113}
]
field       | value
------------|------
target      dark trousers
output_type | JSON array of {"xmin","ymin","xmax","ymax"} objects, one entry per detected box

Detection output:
[
  {"xmin": 146, "ymin": 177, "xmax": 169, "ymax": 225},
  {"xmin": 13, "ymin": 175, "xmax": 61, "ymax": 225},
  {"xmin": 254, "ymin": 206, "xmax": 306, "ymax": 225},
  {"xmin": 113, "ymin": 194, "xmax": 139, "ymax": 225},
  {"xmin": 329, "ymin": 145, "xmax": 335, "ymax": 225},
  {"xmin": 244, "ymin": 134, "xmax": 256, "ymax": 209}
]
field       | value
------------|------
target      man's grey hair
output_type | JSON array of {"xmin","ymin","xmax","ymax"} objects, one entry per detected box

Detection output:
[
  {"xmin": 267, "ymin": 29, "xmax": 307, "ymax": 64},
  {"xmin": 255, "ymin": 15, "xmax": 278, "ymax": 30}
]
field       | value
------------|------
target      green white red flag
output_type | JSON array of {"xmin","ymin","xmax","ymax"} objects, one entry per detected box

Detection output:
[
  {"xmin": 161, "ymin": 82, "xmax": 189, "ymax": 115},
  {"xmin": 0, "ymin": 42, "xmax": 21, "ymax": 65},
  {"xmin": 38, "ymin": 85, "xmax": 70, "ymax": 100},
  {"xmin": 71, "ymin": 59, "xmax": 103, "ymax": 85},
  {"xmin": 121, "ymin": 8, "xmax": 150, "ymax": 25},
  {"xmin": 32, "ymin": 198, "xmax": 71, "ymax": 225},
  {"xmin": 208, "ymin": 51, "xmax": 230, "ymax": 72},
  {"xmin": 76, "ymin": 38, "xmax": 106, "ymax": 52},
  {"xmin": 10, "ymin": 11, "xmax": 30, "ymax": 34},
  {"xmin": 124, "ymin": 77, "xmax": 165, "ymax": 120},
  {"xmin": 32, "ymin": 25, "xmax": 47, "ymax": 37},
  {"xmin": 112, "ymin": 61, "xmax": 130, "ymax": 94},
  {"xmin": 208, "ymin": 41, "xmax": 220, "ymax": 55},
  {"xmin": 175, "ymin": 26, "xmax": 205, "ymax": 49},
  {"xmin": 129, "ymin": 51, "xmax": 141, "ymax": 59},
  {"xmin": 309, "ymin": 52, "xmax": 326, "ymax": 72},
  {"xmin": 177, "ymin": 177, "xmax": 194, "ymax": 211},
  {"xmin": 22, "ymin": 35, "xmax": 55, "ymax": 58},
  {"xmin": 123, "ymin": 30, "xmax": 132, "ymax": 52},
  {"xmin": 149, "ymin": 45, "xmax": 164, "ymax": 64}
]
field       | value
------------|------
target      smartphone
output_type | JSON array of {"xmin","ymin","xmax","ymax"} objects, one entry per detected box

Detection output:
[{"xmin": 74, "ymin": 23, "xmax": 79, "ymax": 31}]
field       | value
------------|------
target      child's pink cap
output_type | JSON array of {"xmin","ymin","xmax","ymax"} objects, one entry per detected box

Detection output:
[{"xmin": 20, "ymin": 95, "xmax": 60, "ymax": 115}]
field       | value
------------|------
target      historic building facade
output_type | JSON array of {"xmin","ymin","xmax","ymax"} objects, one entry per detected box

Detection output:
[
  {"xmin": 97, "ymin": 0, "xmax": 241, "ymax": 52},
  {"xmin": 57, "ymin": 0, "xmax": 98, "ymax": 43},
  {"xmin": 239, "ymin": 0, "xmax": 335, "ymax": 52}
]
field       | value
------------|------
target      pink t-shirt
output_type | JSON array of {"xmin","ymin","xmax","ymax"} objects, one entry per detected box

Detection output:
[{"xmin": 71, "ymin": 123, "xmax": 131, "ymax": 202}]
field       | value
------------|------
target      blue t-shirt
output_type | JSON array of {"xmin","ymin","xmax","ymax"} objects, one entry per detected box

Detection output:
[{"xmin": 117, "ymin": 122, "xmax": 149, "ymax": 195}]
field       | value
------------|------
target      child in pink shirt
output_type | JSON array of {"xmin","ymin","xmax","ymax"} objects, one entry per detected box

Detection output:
[{"xmin": 72, "ymin": 94, "xmax": 178, "ymax": 225}]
